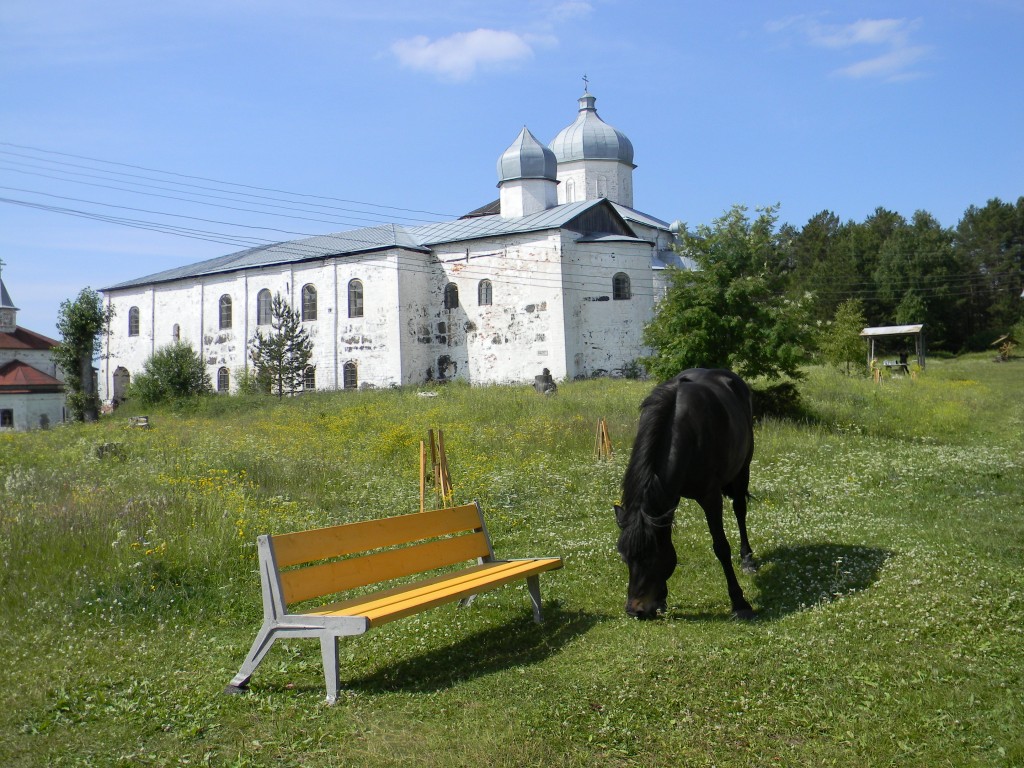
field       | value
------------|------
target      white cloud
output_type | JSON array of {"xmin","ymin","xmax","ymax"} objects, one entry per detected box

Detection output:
[
  {"xmin": 391, "ymin": 28, "xmax": 537, "ymax": 81},
  {"xmin": 769, "ymin": 15, "xmax": 930, "ymax": 82}
]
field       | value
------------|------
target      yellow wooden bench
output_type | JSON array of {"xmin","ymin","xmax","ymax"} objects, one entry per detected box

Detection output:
[{"xmin": 225, "ymin": 501, "xmax": 562, "ymax": 703}]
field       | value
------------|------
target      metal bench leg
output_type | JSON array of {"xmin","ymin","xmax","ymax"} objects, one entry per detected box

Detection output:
[
  {"xmin": 225, "ymin": 621, "xmax": 279, "ymax": 693},
  {"xmin": 320, "ymin": 633, "xmax": 340, "ymax": 705},
  {"xmin": 527, "ymin": 575, "xmax": 543, "ymax": 623}
]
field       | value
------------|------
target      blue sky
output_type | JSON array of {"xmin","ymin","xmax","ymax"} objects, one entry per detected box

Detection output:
[{"xmin": 2, "ymin": 0, "xmax": 1022, "ymax": 335}]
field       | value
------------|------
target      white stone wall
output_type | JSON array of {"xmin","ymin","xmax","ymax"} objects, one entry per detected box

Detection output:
[
  {"xmin": 560, "ymin": 234, "xmax": 654, "ymax": 378},
  {"xmin": 556, "ymin": 159, "xmax": 634, "ymax": 208},
  {"xmin": 499, "ymin": 178, "xmax": 559, "ymax": 219},
  {"xmin": 432, "ymin": 232, "xmax": 569, "ymax": 384},
  {"xmin": 0, "ymin": 391, "xmax": 66, "ymax": 431},
  {"xmin": 0, "ymin": 348, "xmax": 63, "ymax": 380}
]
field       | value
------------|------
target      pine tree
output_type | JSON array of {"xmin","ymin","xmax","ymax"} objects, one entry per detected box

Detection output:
[
  {"xmin": 249, "ymin": 293, "xmax": 313, "ymax": 397},
  {"xmin": 819, "ymin": 298, "xmax": 867, "ymax": 375}
]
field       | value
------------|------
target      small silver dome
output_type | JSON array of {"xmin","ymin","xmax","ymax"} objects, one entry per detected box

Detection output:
[
  {"xmin": 549, "ymin": 92, "xmax": 634, "ymax": 165},
  {"xmin": 497, "ymin": 127, "xmax": 557, "ymax": 183}
]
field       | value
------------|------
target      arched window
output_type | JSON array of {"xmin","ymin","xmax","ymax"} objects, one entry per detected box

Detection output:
[
  {"xmin": 219, "ymin": 295, "xmax": 232, "ymax": 329},
  {"xmin": 343, "ymin": 361, "xmax": 358, "ymax": 390},
  {"xmin": 613, "ymin": 272, "xmax": 631, "ymax": 300},
  {"xmin": 128, "ymin": 307, "xmax": 140, "ymax": 336},
  {"xmin": 256, "ymin": 289, "xmax": 272, "ymax": 325},
  {"xmin": 348, "ymin": 279, "xmax": 363, "ymax": 318},
  {"xmin": 565, "ymin": 178, "xmax": 576, "ymax": 203},
  {"xmin": 217, "ymin": 367, "xmax": 230, "ymax": 392},
  {"xmin": 301, "ymin": 284, "xmax": 317, "ymax": 321},
  {"xmin": 444, "ymin": 282, "xmax": 459, "ymax": 310},
  {"xmin": 478, "ymin": 279, "xmax": 492, "ymax": 306},
  {"xmin": 303, "ymin": 366, "xmax": 316, "ymax": 391},
  {"xmin": 172, "ymin": 323, "xmax": 180, "ymax": 342}
]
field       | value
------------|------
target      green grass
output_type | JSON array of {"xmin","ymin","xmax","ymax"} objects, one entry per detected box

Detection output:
[{"xmin": 1, "ymin": 356, "xmax": 1022, "ymax": 766}]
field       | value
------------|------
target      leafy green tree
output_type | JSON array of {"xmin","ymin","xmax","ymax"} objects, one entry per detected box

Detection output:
[
  {"xmin": 53, "ymin": 288, "xmax": 114, "ymax": 422},
  {"xmin": 955, "ymin": 197, "xmax": 1024, "ymax": 341},
  {"xmin": 819, "ymin": 298, "xmax": 867, "ymax": 375},
  {"xmin": 249, "ymin": 293, "xmax": 314, "ymax": 398},
  {"xmin": 129, "ymin": 343, "xmax": 212, "ymax": 405},
  {"xmin": 643, "ymin": 205, "xmax": 811, "ymax": 382}
]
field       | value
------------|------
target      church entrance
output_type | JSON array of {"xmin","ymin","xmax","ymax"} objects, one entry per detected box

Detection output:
[{"xmin": 112, "ymin": 367, "xmax": 130, "ymax": 404}]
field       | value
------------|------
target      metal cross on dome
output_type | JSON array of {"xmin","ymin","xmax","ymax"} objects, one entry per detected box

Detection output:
[{"xmin": 582, "ymin": 73, "xmax": 589, "ymax": 93}]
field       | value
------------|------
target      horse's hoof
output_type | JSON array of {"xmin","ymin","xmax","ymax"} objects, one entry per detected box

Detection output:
[
  {"xmin": 732, "ymin": 608, "xmax": 756, "ymax": 621},
  {"xmin": 741, "ymin": 557, "xmax": 759, "ymax": 574}
]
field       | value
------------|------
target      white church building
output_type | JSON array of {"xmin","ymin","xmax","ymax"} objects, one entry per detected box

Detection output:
[{"xmin": 100, "ymin": 92, "xmax": 688, "ymax": 401}]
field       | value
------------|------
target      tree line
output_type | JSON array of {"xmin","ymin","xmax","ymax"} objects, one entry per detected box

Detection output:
[{"xmin": 645, "ymin": 197, "xmax": 1023, "ymax": 382}]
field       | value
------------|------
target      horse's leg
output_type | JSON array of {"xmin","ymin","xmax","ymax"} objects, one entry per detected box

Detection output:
[
  {"xmin": 700, "ymin": 492, "xmax": 754, "ymax": 619},
  {"xmin": 730, "ymin": 465, "xmax": 757, "ymax": 574}
]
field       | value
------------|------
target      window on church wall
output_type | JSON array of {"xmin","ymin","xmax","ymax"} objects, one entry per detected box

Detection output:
[
  {"xmin": 613, "ymin": 272, "xmax": 631, "ymax": 300},
  {"xmin": 565, "ymin": 179, "xmax": 576, "ymax": 202},
  {"xmin": 343, "ymin": 361, "xmax": 358, "ymax": 390},
  {"xmin": 0, "ymin": 409, "xmax": 13, "ymax": 428},
  {"xmin": 303, "ymin": 366, "xmax": 316, "ymax": 391},
  {"xmin": 217, "ymin": 367, "xmax": 230, "ymax": 392},
  {"xmin": 219, "ymin": 295, "xmax": 232, "ymax": 329},
  {"xmin": 444, "ymin": 283, "xmax": 459, "ymax": 310},
  {"xmin": 301, "ymin": 284, "xmax": 317, "ymax": 321},
  {"xmin": 256, "ymin": 289, "xmax": 272, "ymax": 325},
  {"xmin": 478, "ymin": 279, "xmax": 492, "ymax": 306},
  {"xmin": 348, "ymin": 279, "xmax": 363, "ymax": 318},
  {"xmin": 128, "ymin": 307, "xmax": 140, "ymax": 337}
]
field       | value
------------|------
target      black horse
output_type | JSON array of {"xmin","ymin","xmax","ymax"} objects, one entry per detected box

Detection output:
[{"xmin": 615, "ymin": 368, "xmax": 757, "ymax": 619}]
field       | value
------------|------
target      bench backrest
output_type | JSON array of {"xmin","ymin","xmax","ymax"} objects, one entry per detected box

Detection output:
[{"xmin": 262, "ymin": 502, "xmax": 495, "ymax": 609}]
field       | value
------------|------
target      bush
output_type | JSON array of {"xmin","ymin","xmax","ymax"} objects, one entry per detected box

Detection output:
[{"xmin": 128, "ymin": 342, "xmax": 212, "ymax": 405}]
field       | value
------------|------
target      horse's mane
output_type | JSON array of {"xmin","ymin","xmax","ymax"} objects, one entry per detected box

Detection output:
[{"xmin": 620, "ymin": 380, "xmax": 678, "ymax": 544}]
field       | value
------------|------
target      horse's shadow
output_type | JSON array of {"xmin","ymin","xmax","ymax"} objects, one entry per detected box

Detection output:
[
  {"xmin": 750, "ymin": 542, "xmax": 893, "ymax": 620},
  {"xmin": 331, "ymin": 605, "xmax": 599, "ymax": 694},
  {"xmin": 664, "ymin": 542, "xmax": 892, "ymax": 623}
]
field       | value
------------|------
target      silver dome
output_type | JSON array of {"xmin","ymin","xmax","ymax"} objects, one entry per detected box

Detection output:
[
  {"xmin": 497, "ymin": 126, "xmax": 557, "ymax": 183},
  {"xmin": 549, "ymin": 92, "xmax": 634, "ymax": 165}
]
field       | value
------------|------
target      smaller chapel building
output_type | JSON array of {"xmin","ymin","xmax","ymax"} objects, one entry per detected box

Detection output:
[
  {"xmin": 0, "ymin": 272, "xmax": 66, "ymax": 430},
  {"xmin": 100, "ymin": 92, "xmax": 689, "ymax": 400}
]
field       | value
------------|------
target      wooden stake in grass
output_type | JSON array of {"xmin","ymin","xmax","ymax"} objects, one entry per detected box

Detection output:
[
  {"xmin": 595, "ymin": 417, "xmax": 613, "ymax": 460},
  {"xmin": 425, "ymin": 429, "xmax": 454, "ymax": 508}
]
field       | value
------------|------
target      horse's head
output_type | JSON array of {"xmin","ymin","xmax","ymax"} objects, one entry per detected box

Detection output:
[{"xmin": 615, "ymin": 503, "xmax": 677, "ymax": 619}]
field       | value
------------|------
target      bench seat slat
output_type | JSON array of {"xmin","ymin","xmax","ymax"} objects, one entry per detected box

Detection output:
[
  {"xmin": 304, "ymin": 557, "xmax": 564, "ymax": 627},
  {"xmin": 281, "ymin": 530, "xmax": 492, "ymax": 604},
  {"xmin": 272, "ymin": 503, "xmax": 483, "ymax": 568}
]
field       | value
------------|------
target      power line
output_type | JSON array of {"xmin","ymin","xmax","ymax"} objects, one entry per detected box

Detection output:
[
  {"xmin": 0, "ymin": 160, "xmax": 444, "ymax": 228},
  {"xmin": 0, "ymin": 142, "xmax": 458, "ymax": 219}
]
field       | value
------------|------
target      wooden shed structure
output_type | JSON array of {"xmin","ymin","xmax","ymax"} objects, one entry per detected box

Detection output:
[{"xmin": 861, "ymin": 324, "xmax": 926, "ymax": 370}]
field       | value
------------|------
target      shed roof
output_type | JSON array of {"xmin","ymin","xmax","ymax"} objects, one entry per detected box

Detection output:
[{"xmin": 860, "ymin": 324, "xmax": 924, "ymax": 337}]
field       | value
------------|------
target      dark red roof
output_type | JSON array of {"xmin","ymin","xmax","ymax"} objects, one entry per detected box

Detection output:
[
  {"xmin": 0, "ymin": 360, "xmax": 64, "ymax": 391},
  {"xmin": 0, "ymin": 326, "xmax": 59, "ymax": 351}
]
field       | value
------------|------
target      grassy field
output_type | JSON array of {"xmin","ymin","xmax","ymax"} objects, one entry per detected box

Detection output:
[{"xmin": 1, "ymin": 356, "xmax": 1021, "ymax": 767}]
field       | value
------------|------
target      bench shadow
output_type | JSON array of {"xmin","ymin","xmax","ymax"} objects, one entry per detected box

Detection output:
[
  {"xmin": 662, "ymin": 542, "xmax": 892, "ymax": 623},
  {"xmin": 342, "ymin": 604, "xmax": 599, "ymax": 694}
]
